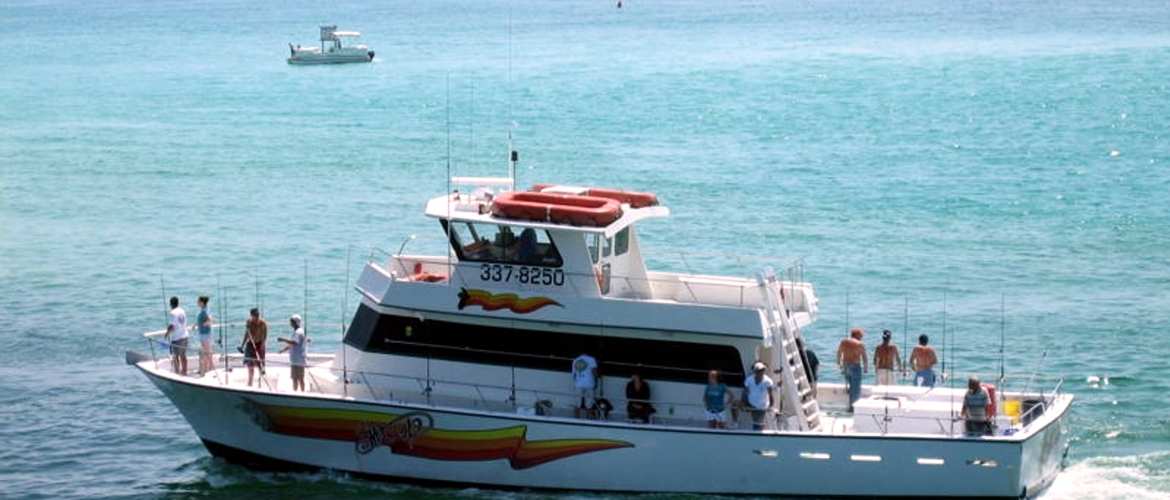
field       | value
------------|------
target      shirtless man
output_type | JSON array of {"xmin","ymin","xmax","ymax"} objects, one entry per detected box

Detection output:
[
  {"xmin": 836, "ymin": 328, "xmax": 867, "ymax": 412},
  {"xmin": 873, "ymin": 330, "xmax": 903, "ymax": 385},
  {"xmin": 909, "ymin": 334, "xmax": 938, "ymax": 387}
]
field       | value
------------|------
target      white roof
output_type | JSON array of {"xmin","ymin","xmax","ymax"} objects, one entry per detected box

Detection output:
[
  {"xmin": 424, "ymin": 194, "xmax": 669, "ymax": 239},
  {"xmin": 332, "ymin": 31, "xmax": 361, "ymax": 37}
]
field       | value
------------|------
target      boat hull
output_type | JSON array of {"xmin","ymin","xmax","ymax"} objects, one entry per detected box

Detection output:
[
  {"xmin": 288, "ymin": 52, "xmax": 374, "ymax": 65},
  {"xmin": 137, "ymin": 362, "xmax": 1068, "ymax": 498}
]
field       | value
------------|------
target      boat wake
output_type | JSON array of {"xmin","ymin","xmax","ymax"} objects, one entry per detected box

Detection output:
[{"xmin": 1042, "ymin": 452, "xmax": 1170, "ymax": 500}]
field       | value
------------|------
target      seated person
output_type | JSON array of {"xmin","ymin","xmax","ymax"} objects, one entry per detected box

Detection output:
[
  {"xmin": 625, "ymin": 373, "xmax": 655, "ymax": 423},
  {"xmin": 517, "ymin": 228, "xmax": 539, "ymax": 264},
  {"xmin": 494, "ymin": 227, "xmax": 517, "ymax": 259}
]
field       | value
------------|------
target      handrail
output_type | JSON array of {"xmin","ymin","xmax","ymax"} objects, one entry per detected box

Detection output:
[
  {"xmin": 137, "ymin": 345, "xmax": 1057, "ymax": 437},
  {"xmin": 381, "ymin": 254, "xmax": 814, "ymax": 311},
  {"xmin": 374, "ymin": 337, "xmax": 733, "ymax": 379}
]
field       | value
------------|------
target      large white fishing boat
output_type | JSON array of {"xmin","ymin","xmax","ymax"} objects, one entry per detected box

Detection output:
[
  {"xmin": 288, "ymin": 25, "xmax": 374, "ymax": 65},
  {"xmin": 128, "ymin": 174, "xmax": 1071, "ymax": 497}
]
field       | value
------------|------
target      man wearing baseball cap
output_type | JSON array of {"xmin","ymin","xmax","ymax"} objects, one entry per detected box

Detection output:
[
  {"xmin": 278, "ymin": 314, "xmax": 309, "ymax": 392},
  {"xmin": 742, "ymin": 361, "xmax": 776, "ymax": 430}
]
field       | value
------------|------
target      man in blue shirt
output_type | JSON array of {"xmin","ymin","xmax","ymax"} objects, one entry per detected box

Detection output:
[{"xmin": 196, "ymin": 296, "xmax": 214, "ymax": 375}]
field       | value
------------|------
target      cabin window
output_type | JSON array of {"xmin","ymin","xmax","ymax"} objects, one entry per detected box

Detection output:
[
  {"xmin": 443, "ymin": 221, "xmax": 563, "ymax": 267},
  {"xmin": 614, "ymin": 227, "xmax": 630, "ymax": 256},
  {"xmin": 344, "ymin": 305, "xmax": 746, "ymax": 385},
  {"xmin": 587, "ymin": 233, "xmax": 615, "ymax": 263}
]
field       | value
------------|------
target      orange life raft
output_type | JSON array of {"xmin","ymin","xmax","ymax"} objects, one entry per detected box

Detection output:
[
  {"xmin": 491, "ymin": 191, "xmax": 623, "ymax": 227},
  {"xmin": 530, "ymin": 184, "xmax": 659, "ymax": 208}
]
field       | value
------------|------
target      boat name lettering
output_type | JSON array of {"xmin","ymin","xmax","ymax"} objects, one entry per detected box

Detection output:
[
  {"xmin": 355, "ymin": 412, "xmax": 434, "ymax": 455},
  {"xmin": 480, "ymin": 264, "xmax": 564, "ymax": 286}
]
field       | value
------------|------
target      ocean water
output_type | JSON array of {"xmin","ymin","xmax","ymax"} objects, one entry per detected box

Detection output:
[{"xmin": 2, "ymin": 0, "xmax": 1169, "ymax": 497}]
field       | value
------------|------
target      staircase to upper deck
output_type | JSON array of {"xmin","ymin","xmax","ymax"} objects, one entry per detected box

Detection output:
[{"xmin": 758, "ymin": 268, "xmax": 822, "ymax": 431}]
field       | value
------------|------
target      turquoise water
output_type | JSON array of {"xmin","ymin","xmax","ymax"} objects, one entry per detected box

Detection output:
[{"xmin": 2, "ymin": 0, "xmax": 1170, "ymax": 497}]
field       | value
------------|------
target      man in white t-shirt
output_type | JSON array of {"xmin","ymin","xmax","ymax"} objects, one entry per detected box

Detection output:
[
  {"xmin": 279, "ymin": 314, "xmax": 309, "ymax": 392},
  {"xmin": 743, "ymin": 361, "xmax": 775, "ymax": 430},
  {"xmin": 571, "ymin": 353, "xmax": 599, "ymax": 418},
  {"xmin": 165, "ymin": 296, "xmax": 189, "ymax": 376}
]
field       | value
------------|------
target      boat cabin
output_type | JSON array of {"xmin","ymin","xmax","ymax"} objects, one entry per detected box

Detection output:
[
  {"xmin": 421, "ymin": 177, "xmax": 669, "ymax": 300},
  {"xmin": 342, "ymin": 177, "xmax": 827, "ymax": 430}
]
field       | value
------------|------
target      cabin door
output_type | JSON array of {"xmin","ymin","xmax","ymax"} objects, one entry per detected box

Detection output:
[{"xmin": 589, "ymin": 233, "xmax": 613, "ymax": 295}]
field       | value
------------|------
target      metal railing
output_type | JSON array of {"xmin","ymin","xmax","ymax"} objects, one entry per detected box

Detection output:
[
  {"xmin": 136, "ymin": 328, "xmax": 1065, "ymax": 438},
  {"xmin": 372, "ymin": 251, "xmax": 813, "ymax": 311}
]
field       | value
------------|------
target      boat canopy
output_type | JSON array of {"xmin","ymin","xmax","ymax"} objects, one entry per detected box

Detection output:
[
  {"xmin": 333, "ymin": 31, "xmax": 361, "ymax": 37},
  {"xmin": 424, "ymin": 182, "xmax": 669, "ymax": 239}
]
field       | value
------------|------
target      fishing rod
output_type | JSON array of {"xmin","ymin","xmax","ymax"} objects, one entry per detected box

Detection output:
[
  {"xmin": 902, "ymin": 294, "xmax": 909, "ymax": 376},
  {"xmin": 218, "ymin": 274, "xmax": 227, "ymax": 384},
  {"xmin": 445, "ymin": 72, "xmax": 453, "ymax": 287},
  {"xmin": 160, "ymin": 274, "xmax": 169, "ymax": 329},
  {"xmin": 342, "ymin": 245, "xmax": 351, "ymax": 395},
  {"xmin": 941, "ymin": 290, "xmax": 947, "ymax": 380},
  {"xmin": 999, "ymin": 293, "xmax": 1006, "ymax": 384},
  {"xmin": 254, "ymin": 266, "xmax": 261, "ymax": 315},
  {"xmin": 844, "ymin": 288, "xmax": 850, "ymax": 335},
  {"xmin": 304, "ymin": 259, "xmax": 309, "ymax": 335}
]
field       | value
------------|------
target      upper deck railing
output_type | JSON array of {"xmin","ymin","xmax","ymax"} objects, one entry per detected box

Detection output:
[{"xmin": 368, "ymin": 247, "xmax": 815, "ymax": 313}]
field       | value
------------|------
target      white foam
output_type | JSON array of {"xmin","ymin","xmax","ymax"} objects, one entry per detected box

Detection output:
[{"xmin": 1042, "ymin": 452, "xmax": 1170, "ymax": 500}]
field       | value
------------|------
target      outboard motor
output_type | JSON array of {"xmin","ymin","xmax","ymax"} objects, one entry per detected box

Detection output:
[
  {"xmin": 368, "ymin": 50, "xmax": 375, "ymax": 61},
  {"xmin": 289, "ymin": 43, "xmax": 296, "ymax": 57}
]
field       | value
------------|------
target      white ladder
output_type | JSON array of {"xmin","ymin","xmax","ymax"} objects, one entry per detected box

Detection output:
[{"xmin": 757, "ymin": 267, "xmax": 822, "ymax": 431}]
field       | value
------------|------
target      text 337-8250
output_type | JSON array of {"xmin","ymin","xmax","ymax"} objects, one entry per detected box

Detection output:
[{"xmin": 480, "ymin": 264, "xmax": 565, "ymax": 286}]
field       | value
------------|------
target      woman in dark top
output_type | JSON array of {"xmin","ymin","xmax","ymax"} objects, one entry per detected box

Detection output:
[{"xmin": 625, "ymin": 373, "xmax": 655, "ymax": 423}]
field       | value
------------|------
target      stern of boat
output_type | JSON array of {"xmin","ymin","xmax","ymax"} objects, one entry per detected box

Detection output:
[{"xmin": 1016, "ymin": 392, "xmax": 1073, "ymax": 498}]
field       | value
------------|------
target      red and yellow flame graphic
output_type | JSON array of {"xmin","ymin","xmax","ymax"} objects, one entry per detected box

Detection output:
[
  {"xmin": 245, "ymin": 403, "xmax": 631, "ymax": 470},
  {"xmin": 457, "ymin": 288, "xmax": 562, "ymax": 314}
]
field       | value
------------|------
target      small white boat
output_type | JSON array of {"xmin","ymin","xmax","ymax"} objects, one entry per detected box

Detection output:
[
  {"xmin": 288, "ymin": 25, "xmax": 374, "ymax": 65},
  {"xmin": 129, "ymin": 172, "xmax": 1072, "ymax": 497}
]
